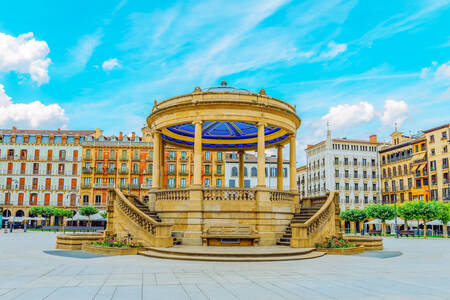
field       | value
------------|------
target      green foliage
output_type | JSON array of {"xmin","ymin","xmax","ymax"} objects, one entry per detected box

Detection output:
[
  {"xmin": 29, "ymin": 206, "xmax": 43, "ymax": 217},
  {"xmin": 79, "ymin": 206, "xmax": 99, "ymax": 217},
  {"xmin": 100, "ymin": 211, "xmax": 107, "ymax": 219},
  {"xmin": 53, "ymin": 208, "xmax": 74, "ymax": 218},
  {"xmin": 437, "ymin": 202, "xmax": 450, "ymax": 224},
  {"xmin": 316, "ymin": 236, "xmax": 355, "ymax": 249},
  {"xmin": 397, "ymin": 202, "xmax": 416, "ymax": 222},
  {"xmin": 410, "ymin": 200, "xmax": 440, "ymax": 221},
  {"xmin": 41, "ymin": 207, "xmax": 55, "ymax": 218},
  {"xmin": 340, "ymin": 209, "xmax": 367, "ymax": 223},
  {"xmin": 366, "ymin": 204, "xmax": 395, "ymax": 221},
  {"xmin": 91, "ymin": 237, "xmax": 143, "ymax": 248}
]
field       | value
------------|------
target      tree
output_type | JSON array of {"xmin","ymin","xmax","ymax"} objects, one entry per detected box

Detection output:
[
  {"xmin": 41, "ymin": 207, "xmax": 55, "ymax": 226},
  {"xmin": 100, "ymin": 211, "xmax": 107, "ymax": 219},
  {"xmin": 29, "ymin": 206, "xmax": 43, "ymax": 217},
  {"xmin": 366, "ymin": 204, "xmax": 395, "ymax": 235},
  {"xmin": 340, "ymin": 209, "xmax": 367, "ymax": 233},
  {"xmin": 437, "ymin": 203, "xmax": 449, "ymax": 238},
  {"xmin": 409, "ymin": 201, "xmax": 440, "ymax": 238},
  {"xmin": 397, "ymin": 202, "xmax": 416, "ymax": 230},
  {"xmin": 79, "ymin": 206, "xmax": 99, "ymax": 227},
  {"xmin": 53, "ymin": 209, "xmax": 74, "ymax": 231}
]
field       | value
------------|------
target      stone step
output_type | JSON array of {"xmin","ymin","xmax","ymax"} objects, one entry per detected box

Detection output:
[{"xmin": 138, "ymin": 249, "xmax": 325, "ymax": 262}]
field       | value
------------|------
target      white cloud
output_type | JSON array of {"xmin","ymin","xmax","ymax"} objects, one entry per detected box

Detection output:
[
  {"xmin": 319, "ymin": 101, "xmax": 375, "ymax": 132},
  {"xmin": 0, "ymin": 32, "xmax": 50, "ymax": 85},
  {"xmin": 379, "ymin": 99, "xmax": 409, "ymax": 126},
  {"xmin": 102, "ymin": 58, "xmax": 120, "ymax": 71},
  {"xmin": 0, "ymin": 84, "xmax": 68, "ymax": 128},
  {"xmin": 435, "ymin": 61, "xmax": 450, "ymax": 78},
  {"xmin": 320, "ymin": 41, "xmax": 347, "ymax": 58}
]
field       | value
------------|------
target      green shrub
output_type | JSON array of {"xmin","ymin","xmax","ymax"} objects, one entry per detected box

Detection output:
[{"xmin": 316, "ymin": 236, "xmax": 355, "ymax": 249}]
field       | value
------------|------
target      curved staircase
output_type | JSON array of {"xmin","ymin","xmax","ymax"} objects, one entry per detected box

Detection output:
[{"xmin": 277, "ymin": 207, "xmax": 322, "ymax": 246}]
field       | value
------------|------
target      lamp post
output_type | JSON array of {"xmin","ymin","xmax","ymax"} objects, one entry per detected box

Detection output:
[
  {"xmin": 4, "ymin": 179, "xmax": 18, "ymax": 233},
  {"xmin": 393, "ymin": 193, "xmax": 399, "ymax": 238}
]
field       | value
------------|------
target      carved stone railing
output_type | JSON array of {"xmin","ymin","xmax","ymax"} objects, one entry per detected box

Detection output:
[
  {"xmin": 291, "ymin": 192, "xmax": 340, "ymax": 248},
  {"xmin": 107, "ymin": 188, "xmax": 173, "ymax": 247},
  {"xmin": 203, "ymin": 188, "xmax": 256, "ymax": 201},
  {"xmin": 155, "ymin": 189, "xmax": 190, "ymax": 201},
  {"xmin": 269, "ymin": 191, "xmax": 295, "ymax": 202}
]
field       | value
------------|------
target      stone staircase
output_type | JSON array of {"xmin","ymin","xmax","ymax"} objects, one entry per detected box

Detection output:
[
  {"xmin": 125, "ymin": 194, "xmax": 182, "ymax": 245},
  {"xmin": 277, "ymin": 206, "xmax": 323, "ymax": 246}
]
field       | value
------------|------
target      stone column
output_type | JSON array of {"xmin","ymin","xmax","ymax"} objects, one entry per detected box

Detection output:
[
  {"xmin": 160, "ymin": 142, "xmax": 165, "ymax": 189},
  {"xmin": 289, "ymin": 133, "xmax": 297, "ymax": 191},
  {"xmin": 257, "ymin": 122, "xmax": 266, "ymax": 188},
  {"xmin": 193, "ymin": 120, "xmax": 203, "ymax": 186},
  {"xmin": 185, "ymin": 119, "xmax": 203, "ymax": 245},
  {"xmin": 277, "ymin": 145, "xmax": 283, "ymax": 190},
  {"xmin": 238, "ymin": 150, "xmax": 244, "ymax": 188},
  {"xmin": 151, "ymin": 130, "xmax": 161, "ymax": 189}
]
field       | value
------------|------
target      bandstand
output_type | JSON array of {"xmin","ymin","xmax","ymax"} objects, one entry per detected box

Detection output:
[
  {"xmin": 146, "ymin": 82, "xmax": 300, "ymax": 246},
  {"xmin": 106, "ymin": 82, "xmax": 342, "ymax": 253}
]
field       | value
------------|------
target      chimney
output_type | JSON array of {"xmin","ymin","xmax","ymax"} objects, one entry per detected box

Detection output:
[
  {"xmin": 119, "ymin": 132, "xmax": 123, "ymax": 140},
  {"xmin": 369, "ymin": 135, "xmax": 377, "ymax": 143},
  {"xmin": 131, "ymin": 132, "xmax": 136, "ymax": 141}
]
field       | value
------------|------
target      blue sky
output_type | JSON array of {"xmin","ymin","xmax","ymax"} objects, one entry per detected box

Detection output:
[{"xmin": 0, "ymin": 0, "xmax": 449, "ymax": 163}]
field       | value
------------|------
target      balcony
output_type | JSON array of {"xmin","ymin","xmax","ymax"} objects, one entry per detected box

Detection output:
[
  {"xmin": 93, "ymin": 183, "xmax": 115, "ymax": 189},
  {"xmin": 108, "ymin": 155, "xmax": 116, "ymax": 161},
  {"xmin": 130, "ymin": 183, "xmax": 140, "ymax": 189},
  {"xmin": 215, "ymin": 172, "xmax": 223, "ymax": 176},
  {"xmin": 203, "ymin": 170, "xmax": 212, "ymax": 176},
  {"xmin": 141, "ymin": 184, "xmax": 152, "ymax": 189},
  {"xmin": 57, "ymin": 156, "xmax": 66, "ymax": 161},
  {"xmin": 146, "ymin": 156, "xmax": 153, "ymax": 161},
  {"xmin": 131, "ymin": 169, "xmax": 140, "ymax": 175},
  {"xmin": 107, "ymin": 168, "xmax": 116, "ymax": 175},
  {"xmin": 145, "ymin": 169, "xmax": 153, "ymax": 175},
  {"xmin": 167, "ymin": 170, "xmax": 176, "ymax": 175},
  {"xmin": 120, "ymin": 156, "xmax": 128, "ymax": 161},
  {"xmin": 83, "ymin": 155, "xmax": 92, "ymax": 160},
  {"xmin": 179, "ymin": 171, "xmax": 188, "ymax": 176},
  {"xmin": 119, "ymin": 183, "xmax": 128, "ymax": 189},
  {"xmin": 81, "ymin": 183, "xmax": 92, "ymax": 189},
  {"xmin": 82, "ymin": 167, "xmax": 92, "ymax": 174},
  {"xmin": 96, "ymin": 155, "xmax": 104, "ymax": 160},
  {"xmin": 119, "ymin": 169, "xmax": 128, "ymax": 175},
  {"xmin": 179, "ymin": 156, "xmax": 188, "ymax": 162},
  {"xmin": 132, "ymin": 156, "xmax": 140, "ymax": 162},
  {"xmin": 167, "ymin": 156, "xmax": 176, "ymax": 161},
  {"xmin": 95, "ymin": 168, "xmax": 104, "ymax": 174}
]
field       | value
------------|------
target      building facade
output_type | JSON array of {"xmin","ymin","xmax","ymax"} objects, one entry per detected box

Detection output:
[
  {"xmin": 0, "ymin": 127, "xmax": 98, "ymax": 217},
  {"xmin": 423, "ymin": 123, "xmax": 449, "ymax": 202},
  {"xmin": 296, "ymin": 165, "xmax": 307, "ymax": 199},
  {"xmin": 224, "ymin": 153, "xmax": 290, "ymax": 189},
  {"xmin": 305, "ymin": 130, "xmax": 382, "ymax": 210}
]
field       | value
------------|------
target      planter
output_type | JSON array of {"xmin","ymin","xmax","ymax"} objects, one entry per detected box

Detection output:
[
  {"xmin": 343, "ymin": 236, "xmax": 383, "ymax": 251},
  {"xmin": 82, "ymin": 243, "xmax": 139, "ymax": 255},
  {"xmin": 56, "ymin": 233, "xmax": 103, "ymax": 250},
  {"xmin": 317, "ymin": 245, "xmax": 365, "ymax": 255}
]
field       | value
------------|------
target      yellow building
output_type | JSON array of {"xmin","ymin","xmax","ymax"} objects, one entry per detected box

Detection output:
[
  {"xmin": 423, "ymin": 123, "xmax": 449, "ymax": 201},
  {"xmin": 410, "ymin": 138, "xmax": 429, "ymax": 201},
  {"xmin": 379, "ymin": 130, "xmax": 414, "ymax": 204}
]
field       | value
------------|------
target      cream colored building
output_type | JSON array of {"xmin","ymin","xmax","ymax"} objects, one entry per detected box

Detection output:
[{"xmin": 423, "ymin": 123, "xmax": 449, "ymax": 201}]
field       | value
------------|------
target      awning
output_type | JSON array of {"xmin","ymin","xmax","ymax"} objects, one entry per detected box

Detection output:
[
  {"xmin": 418, "ymin": 164, "xmax": 426, "ymax": 172},
  {"xmin": 411, "ymin": 165, "xmax": 419, "ymax": 173},
  {"xmin": 414, "ymin": 152, "xmax": 426, "ymax": 161},
  {"xmin": 365, "ymin": 219, "xmax": 381, "ymax": 225},
  {"xmin": 386, "ymin": 218, "xmax": 405, "ymax": 225}
]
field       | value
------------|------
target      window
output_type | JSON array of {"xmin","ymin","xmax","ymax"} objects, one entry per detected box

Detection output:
[
  {"xmin": 204, "ymin": 178, "xmax": 210, "ymax": 187},
  {"xmin": 345, "ymin": 196, "xmax": 349, "ymax": 203},
  {"xmin": 408, "ymin": 178, "xmax": 413, "ymax": 189},
  {"xmin": 354, "ymin": 183, "xmax": 359, "ymax": 190},
  {"xmin": 443, "ymin": 158, "xmax": 449, "ymax": 169},
  {"xmin": 430, "ymin": 160, "xmax": 436, "ymax": 171},
  {"xmin": 420, "ymin": 143, "xmax": 426, "ymax": 152},
  {"xmin": 430, "ymin": 135, "xmax": 435, "ymax": 142},
  {"xmin": 335, "ymin": 183, "xmax": 339, "ymax": 190},
  {"xmin": 442, "ymin": 131, "xmax": 447, "ymax": 139},
  {"xmin": 205, "ymin": 165, "xmax": 211, "ymax": 175},
  {"xmin": 431, "ymin": 148, "xmax": 435, "ymax": 156},
  {"xmin": 270, "ymin": 168, "xmax": 276, "ymax": 177},
  {"xmin": 180, "ymin": 164, "xmax": 186, "ymax": 173},
  {"xmin": 217, "ymin": 152, "xmax": 223, "ymax": 161},
  {"xmin": 363, "ymin": 183, "xmax": 368, "ymax": 191},
  {"xmin": 345, "ymin": 183, "xmax": 349, "ymax": 190},
  {"xmin": 444, "ymin": 146, "xmax": 448, "ymax": 153},
  {"xmin": 216, "ymin": 179, "xmax": 222, "ymax": 187},
  {"xmin": 168, "ymin": 178, "xmax": 175, "ymax": 188},
  {"xmin": 168, "ymin": 164, "xmax": 175, "ymax": 174},
  {"xmin": 179, "ymin": 178, "xmax": 186, "ymax": 188},
  {"xmin": 335, "ymin": 169, "xmax": 339, "ymax": 177},
  {"xmin": 283, "ymin": 168, "xmax": 288, "ymax": 177},
  {"xmin": 334, "ymin": 157, "xmax": 339, "ymax": 165},
  {"xmin": 231, "ymin": 167, "xmax": 238, "ymax": 177},
  {"xmin": 204, "ymin": 151, "xmax": 210, "ymax": 161},
  {"xmin": 83, "ymin": 195, "xmax": 89, "ymax": 205},
  {"xmin": 251, "ymin": 167, "xmax": 257, "ymax": 177},
  {"xmin": 355, "ymin": 196, "xmax": 359, "ymax": 203},
  {"xmin": 354, "ymin": 170, "xmax": 358, "ymax": 178},
  {"xmin": 344, "ymin": 157, "xmax": 348, "ymax": 165},
  {"xmin": 345, "ymin": 170, "xmax": 349, "ymax": 178},
  {"xmin": 244, "ymin": 167, "xmax": 248, "ymax": 177},
  {"xmin": 362, "ymin": 159, "xmax": 367, "ymax": 166},
  {"xmin": 244, "ymin": 179, "xmax": 251, "ymax": 188},
  {"xmin": 399, "ymin": 179, "xmax": 404, "ymax": 190},
  {"xmin": 217, "ymin": 165, "xmax": 222, "ymax": 175},
  {"xmin": 229, "ymin": 179, "xmax": 235, "ymax": 187},
  {"xmin": 95, "ymin": 195, "xmax": 102, "ymax": 206},
  {"xmin": 372, "ymin": 183, "xmax": 376, "ymax": 191},
  {"xmin": 404, "ymin": 164, "xmax": 408, "ymax": 174}
]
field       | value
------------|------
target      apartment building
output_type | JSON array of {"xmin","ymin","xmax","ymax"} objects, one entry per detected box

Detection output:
[
  {"xmin": 224, "ymin": 153, "xmax": 290, "ymax": 189},
  {"xmin": 305, "ymin": 129, "xmax": 382, "ymax": 210},
  {"xmin": 0, "ymin": 127, "xmax": 98, "ymax": 217},
  {"xmin": 423, "ymin": 123, "xmax": 449, "ymax": 201},
  {"xmin": 296, "ymin": 165, "xmax": 307, "ymax": 199}
]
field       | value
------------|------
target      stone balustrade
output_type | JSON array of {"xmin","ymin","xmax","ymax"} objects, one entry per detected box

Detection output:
[
  {"xmin": 155, "ymin": 189, "xmax": 190, "ymax": 201},
  {"xmin": 269, "ymin": 191, "xmax": 295, "ymax": 202},
  {"xmin": 203, "ymin": 187, "xmax": 256, "ymax": 201}
]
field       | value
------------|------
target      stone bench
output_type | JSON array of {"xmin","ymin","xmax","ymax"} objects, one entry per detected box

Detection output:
[
  {"xmin": 399, "ymin": 230, "xmax": 415, "ymax": 237},
  {"xmin": 202, "ymin": 225, "xmax": 259, "ymax": 246}
]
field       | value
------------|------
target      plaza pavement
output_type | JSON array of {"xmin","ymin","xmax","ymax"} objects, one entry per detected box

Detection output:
[{"xmin": 0, "ymin": 232, "xmax": 449, "ymax": 300}]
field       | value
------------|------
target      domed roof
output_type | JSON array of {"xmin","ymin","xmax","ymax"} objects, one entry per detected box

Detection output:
[{"xmin": 202, "ymin": 80, "xmax": 255, "ymax": 95}]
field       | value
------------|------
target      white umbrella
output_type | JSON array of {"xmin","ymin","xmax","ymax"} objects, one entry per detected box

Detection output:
[
  {"xmin": 71, "ymin": 212, "xmax": 104, "ymax": 221},
  {"xmin": 365, "ymin": 219, "xmax": 381, "ymax": 225},
  {"xmin": 427, "ymin": 220, "xmax": 443, "ymax": 226},
  {"xmin": 386, "ymin": 218, "xmax": 405, "ymax": 225},
  {"xmin": 407, "ymin": 220, "xmax": 423, "ymax": 227}
]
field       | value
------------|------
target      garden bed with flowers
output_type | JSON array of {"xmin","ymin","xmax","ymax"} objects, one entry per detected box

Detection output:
[
  {"xmin": 82, "ymin": 237, "xmax": 144, "ymax": 255},
  {"xmin": 316, "ymin": 236, "xmax": 365, "ymax": 255}
]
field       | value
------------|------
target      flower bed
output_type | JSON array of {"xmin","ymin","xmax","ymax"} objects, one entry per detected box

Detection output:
[
  {"xmin": 82, "ymin": 237, "xmax": 144, "ymax": 256},
  {"xmin": 316, "ymin": 236, "xmax": 365, "ymax": 255}
]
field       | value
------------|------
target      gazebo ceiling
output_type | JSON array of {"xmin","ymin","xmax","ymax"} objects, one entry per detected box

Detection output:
[{"xmin": 161, "ymin": 121, "xmax": 290, "ymax": 149}]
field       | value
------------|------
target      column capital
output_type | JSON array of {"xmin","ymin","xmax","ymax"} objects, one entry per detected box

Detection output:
[
  {"xmin": 192, "ymin": 120, "xmax": 203, "ymax": 125},
  {"xmin": 256, "ymin": 121, "xmax": 266, "ymax": 127},
  {"xmin": 276, "ymin": 144, "xmax": 284, "ymax": 149},
  {"xmin": 150, "ymin": 128, "xmax": 161, "ymax": 136}
]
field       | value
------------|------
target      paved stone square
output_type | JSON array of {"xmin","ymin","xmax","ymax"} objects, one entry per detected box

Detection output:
[{"xmin": 0, "ymin": 232, "xmax": 449, "ymax": 299}]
